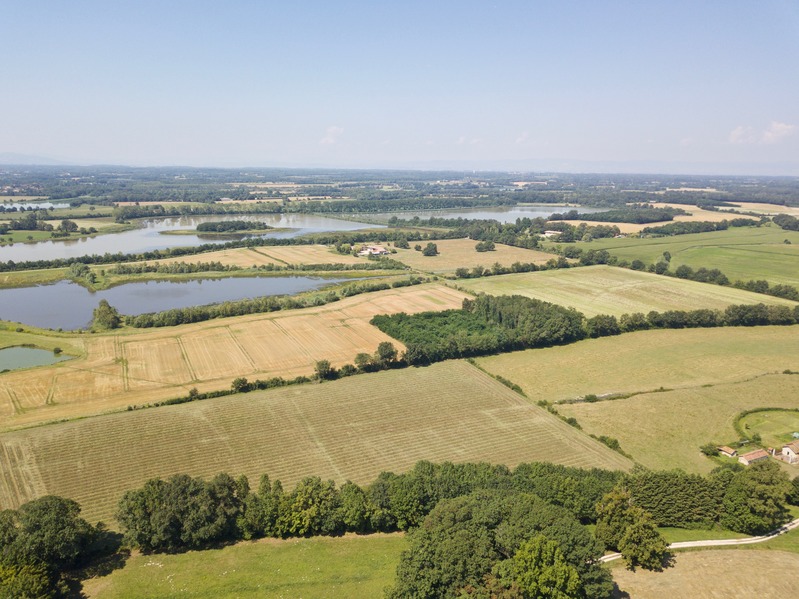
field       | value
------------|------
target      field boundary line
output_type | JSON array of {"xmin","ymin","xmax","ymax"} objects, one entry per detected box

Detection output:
[
  {"xmin": 600, "ymin": 518, "xmax": 799, "ymax": 563},
  {"xmin": 251, "ymin": 248, "xmax": 289, "ymax": 265},
  {"xmin": 226, "ymin": 326, "xmax": 257, "ymax": 372},
  {"xmin": 176, "ymin": 336, "xmax": 199, "ymax": 382}
]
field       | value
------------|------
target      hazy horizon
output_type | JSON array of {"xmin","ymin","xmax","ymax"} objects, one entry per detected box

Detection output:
[{"xmin": 3, "ymin": 1, "xmax": 798, "ymax": 176}]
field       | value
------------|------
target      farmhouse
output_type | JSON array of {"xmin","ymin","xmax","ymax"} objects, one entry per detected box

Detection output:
[
  {"xmin": 781, "ymin": 440, "xmax": 799, "ymax": 464},
  {"xmin": 718, "ymin": 446, "xmax": 737, "ymax": 458},
  {"xmin": 357, "ymin": 244, "xmax": 390, "ymax": 257},
  {"xmin": 738, "ymin": 448, "xmax": 770, "ymax": 466}
]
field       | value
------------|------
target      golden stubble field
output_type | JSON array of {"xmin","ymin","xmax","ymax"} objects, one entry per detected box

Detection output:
[
  {"xmin": 0, "ymin": 361, "xmax": 632, "ymax": 523},
  {"xmin": 456, "ymin": 265, "xmax": 798, "ymax": 317},
  {"xmin": 611, "ymin": 550, "xmax": 799, "ymax": 599},
  {"xmin": 0, "ymin": 284, "xmax": 470, "ymax": 430},
  {"xmin": 141, "ymin": 244, "xmax": 367, "ymax": 269},
  {"xmin": 392, "ymin": 238, "xmax": 554, "ymax": 273}
]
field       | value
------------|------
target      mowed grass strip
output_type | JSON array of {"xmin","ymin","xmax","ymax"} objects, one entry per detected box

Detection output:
[
  {"xmin": 738, "ymin": 410, "xmax": 799, "ymax": 449},
  {"xmin": 0, "ymin": 283, "xmax": 470, "ymax": 430},
  {"xmin": 611, "ymin": 550, "xmax": 799, "ymax": 599},
  {"xmin": 456, "ymin": 265, "xmax": 797, "ymax": 317},
  {"xmin": 557, "ymin": 374, "xmax": 799, "ymax": 474},
  {"xmin": 392, "ymin": 238, "xmax": 554, "ymax": 274},
  {"xmin": 0, "ymin": 361, "xmax": 632, "ymax": 523},
  {"xmin": 83, "ymin": 534, "xmax": 406, "ymax": 599},
  {"xmin": 573, "ymin": 226, "xmax": 799, "ymax": 287},
  {"xmin": 476, "ymin": 326, "xmax": 799, "ymax": 404}
]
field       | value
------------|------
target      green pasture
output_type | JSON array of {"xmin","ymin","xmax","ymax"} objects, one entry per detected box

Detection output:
[
  {"xmin": 556, "ymin": 226, "xmax": 799, "ymax": 287},
  {"xmin": 455, "ymin": 265, "xmax": 796, "ymax": 317},
  {"xmin": 83, "ymin": 534, "xmax": 406, "ymax": 599},
  {"xmin": 739, "ymin": 409, "xmax": 799, "ymax": 448},
  {"xmin": 557, "ymin": 374, "xmax": 799, "ymax": 474}
]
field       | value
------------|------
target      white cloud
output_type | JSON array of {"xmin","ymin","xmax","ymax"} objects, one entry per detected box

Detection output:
[
  {"xmin": 319, "ymin": 125, "xmax": 344, "ymax": 145},
  {"xmin": 729, "ymin": 121, "xmax": 796, "ymax": 145},
  {"xmin": 761, "ymin": 121, "xmax": 796, "ymax": 144},
  {"xmin": 729, "ymin": 125, "xmax": 757, "ymax": 144},
  {"xmin": 456, "ymin": 135, "xmax": 467, "ymax": 145},
  {"xmin": 679, "ymin": 137, "xmax": 694, "ymax": 147},
  {"xmin": 515, "ymin": 131, "xmax": 529, "ymax": 144}
]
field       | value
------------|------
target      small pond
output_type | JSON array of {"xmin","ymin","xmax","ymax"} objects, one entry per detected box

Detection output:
[
  {"xmin": 0, "ymin": 346, "xmax": 71, "ymax": 372},
  {"xmin": 0, "ymin": 276, "xmax": 350, "ymax": 330},
  {"xmin": 0, "ymin": 200, "xmax": 72, "ymax": 211},
  {"xmin": 0, "ymin": 213, "xmax": 381, "ymax": 263}
]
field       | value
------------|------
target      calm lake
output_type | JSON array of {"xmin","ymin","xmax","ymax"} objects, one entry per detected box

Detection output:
[
  {"xmin": 0, "ymin": 276, "xmax": 349, "ymax": 330},
  {"xmin": 0, "ymin": 214, "xmax": 380, "ymax": 263},
  {"xmin": 0, "ymin": 200, "xmax": 72, "ymax": 211},
  {"xmin": 367, "ymin": 205, "xmax": 605, "ymax": 223},
  {"xmin": 0, "ymin": 346, "xmax": 71, "ymax": 372}
]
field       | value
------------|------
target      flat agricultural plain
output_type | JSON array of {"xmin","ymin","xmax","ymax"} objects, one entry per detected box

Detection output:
[
  {"xmin": 0, "ymin": 361, "xmax": 632, "ymax": 523},
  {"xmin": 392, "ymin": 238, "xmax": 554, "ymax": 273},
  {"xmin": 0, "ymin": 283, "xmax": 470, "ymax": 430},
  {"xmin": 455, "ymin": 265, "xmax": 797, "ymax": 317},
  {"xmin": 127, "ymin": 244, "xmax": 368, "ymax": 269},
  {"xmin": 476, "ymin": 326, "xmax": 799, "ymax": 404},
  {"xmin": 577, "ymin": 226, "xmax": 799, "ymax": 287},
  {"xmin": 611, "ymin": 550, "xmax": 799, "ymax": 599},
  {"xmin": 83, "ymin": 533, "xmax": 407, "ymax": 599},
  {"xmin": 557, "ymin": 374, "xmax": 799, "ymax": 473},
  {"xmin": 477, "ymin": 326, "xmax": 799, "ymax": 473}
]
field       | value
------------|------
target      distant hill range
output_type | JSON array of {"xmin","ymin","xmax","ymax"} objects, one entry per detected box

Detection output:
[{"xmin": 0, "ymin": 153, "xmax": 68, "ymax": 166}]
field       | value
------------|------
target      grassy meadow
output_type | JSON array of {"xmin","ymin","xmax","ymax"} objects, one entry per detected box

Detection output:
[
  {"xmin": 565, "ymin": 226, "xmax": 799, "ymax": 287},
  {"xmin": 0, "ymin": 283, "xmax": 470, "ymax": 430},
  {"xmin": 455, "ymin": 265, "xmax": 797, "ymax": 317},
  {"xmin": 0, "ymin": 361, "xmax": 632, "ymax": 523},
  {"xmin": 83, "ymin": 534, "xmax": 406, "ymax": 599},
  {"xmin": 475, "ymin": 326, "xmax": 799, "ymax": 403},
  {"xmin": 738, "ymin": 409, "xmax": 799, "ymax": 448},
  {"xmin": 556, "ymin": 374, "xmax": 799, "ymax": 473},
  {"xmin": 391, "ymin": 238, "xmax": 554, "ymax": 274}
]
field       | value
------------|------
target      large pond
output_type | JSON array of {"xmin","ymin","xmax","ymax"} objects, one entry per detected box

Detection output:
[
  {"xmin": 0, "ymin": 346, "xmax": 71, "ymax": 372},
  {"xmin": 367, "ymin": 205, "xmax": 606, "ymax": 223},
  {"xmin": 0, "ymin": 276, "xmax": 349, "ymax": 330},
  {"xmin": 0, "ymin": 213, "xmax": 381, "ymax": 263}
]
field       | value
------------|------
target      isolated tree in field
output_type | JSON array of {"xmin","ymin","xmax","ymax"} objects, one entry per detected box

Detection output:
[
  {"xmin": 91, "ymin": 299, "xmax": 121, "ymax": 330},
  {"xmin": 422, "ymin": 242, "xmax": 439, "ymax": 256},
  {"xmin": 510, "ymin": 536, "xmax": 583, "ymax": 598}
]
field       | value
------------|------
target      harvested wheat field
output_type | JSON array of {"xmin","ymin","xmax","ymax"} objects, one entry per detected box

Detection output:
[
  {"xmin": 457, "ymin": 265, "xmax": 797, "ymax": 317},
  {"xmin": 392, "ymin": 238, "xmax": 554, "ymax": 273},
  {"xmin": 0, "ymin": 283, "xmax": 470, "ymax": 430},
  {"xmin": 131, "ymin": 244, "xmax": 367, "ymax": 269},
  {"xmin": 612, "ymin": 550, "xmax": 799, "ymax": 599},
  {"xmin": 0, "ymin": 361, "xmax": 632, "ymax": 523}
]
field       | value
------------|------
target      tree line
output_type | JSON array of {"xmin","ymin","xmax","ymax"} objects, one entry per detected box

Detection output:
[
  {"xmin": 549, "ymin": 206, "xmax": 687, "ymax": 224},
  {"xmin": 372, "ymin": 294, "xmax": 799, "ymax": 366},
  {"xmin": 640, "ymin": 217, "xmax": 761, "ymax": 236},
  {"xmin": 125, "ymin": 276, "xmax": 426, "ymax": 328}
]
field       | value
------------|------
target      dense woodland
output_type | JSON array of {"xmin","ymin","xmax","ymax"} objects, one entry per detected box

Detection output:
[
  {"xmin": 3, "ymin": 458, "xmax": 795, "ymax": 598},
  {"xmin": 372, "ymin": 295, "xmax": 799, "ymax": 365}
]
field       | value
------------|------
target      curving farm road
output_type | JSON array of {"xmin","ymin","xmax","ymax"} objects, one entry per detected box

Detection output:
[{"xmin": 599, "ymin": 518, "xmax": 799, "ymax": 563}]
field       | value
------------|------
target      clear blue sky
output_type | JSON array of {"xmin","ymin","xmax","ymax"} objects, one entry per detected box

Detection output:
[{"xmin": 2, "ymin": 1, "xmax": 798, "ymax": 174}]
